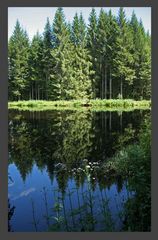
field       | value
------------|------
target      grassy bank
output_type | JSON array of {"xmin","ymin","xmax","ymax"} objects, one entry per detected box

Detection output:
[{"xmin": 8, "ymin": 99, "xmax": 151, "ymax": 111}]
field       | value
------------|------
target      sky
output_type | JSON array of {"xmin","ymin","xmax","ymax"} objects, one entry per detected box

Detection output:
[{"xmin": 8, "ymin": 7, "xmax": 151, "ymax": 40}]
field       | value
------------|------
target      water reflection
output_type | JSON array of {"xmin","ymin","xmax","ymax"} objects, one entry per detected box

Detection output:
[{"xmin": 8, "ymin": 109, "xmax": 150, "ymax": 231}]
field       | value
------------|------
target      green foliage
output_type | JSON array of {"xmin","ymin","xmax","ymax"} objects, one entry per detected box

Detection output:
[
  {"xmin": 130, "ymin": 12, "xmax": 151, "ymax": 100},
  {"xmin": 8, "ymin": 99, "xmax": 151, "ymax": 111},
  {"xmin": 102, "ymin": 115, "xmax": 151, "ymax": 231},
  {"xmin": 28, "ymin": 32, "xmax": 44, "ymax": 100},
  {"xmin": 8, "ymin": 20, "xmax": 30, "ymax": 100},
  {"xmin": 42, "ymin": 18, "xmax": 53, "ymax": 100},
  {"xmin": 8, "ymin": 8, "xmax": 151, "ymax": 102},
  {"xmin": 113, "ymin": 8, "xmax": 135, "ymax": 98}
]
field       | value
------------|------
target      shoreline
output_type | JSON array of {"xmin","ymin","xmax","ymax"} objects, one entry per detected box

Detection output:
[{"xmin": 8, "ymin": 99, "xmax": 151, "ymax": 111}]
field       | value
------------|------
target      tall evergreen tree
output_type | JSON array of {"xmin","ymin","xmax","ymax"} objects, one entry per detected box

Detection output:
[
  {"xmin": 52, "ymin": 7, "xmax": 67, "ymax": 48},
  {"xmin": 113, "ymin": 8, "xmax": 135, "ymax": 99},
  {"xmin": 106, "ymin": 10, "xmax": 119, "ymax": 99},
  {"xmin": 8, "ymin": 20, "xmax": 30, "ymax": 100},
  {"xmin": 72, "ymin": 13, "xmax": 87, "ymax": 47},
  {"xmin": 96, "ymin": 9, "xmax": 108, "ymax": 99},
  {"xmin": 8, "ymin": 9, "xmax": 151, "ymax": 102},
  {"xmin": 50, "ymin": 8, "xmax": 74, "ymax": 100},
  {"xmin": 71, "ymin": 12, "xmax": 93, "ymax": 99},
  {"xmin": 130, "ymin": 13, "xmax": 151, "ymax": 99},
  {"xmin": 28, "ymin": 32, "xmax": 44, "ymax": 100},
  {"xmin": 87, "ymin": 8, "xmax": 98, "ymax": 98},
  {"xmin": 42, "ymin": 18, "xmax": 53, "ymax": 100}
]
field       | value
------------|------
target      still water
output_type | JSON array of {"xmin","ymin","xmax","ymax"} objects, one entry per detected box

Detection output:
[{"xmin": 8, "ymin": 109, "xmax": 150, "ymax": 232}]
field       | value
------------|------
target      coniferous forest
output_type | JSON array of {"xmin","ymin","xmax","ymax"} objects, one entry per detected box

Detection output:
[
  {"xmin": 8, "ymin": 7, "xmax": 151, "ymax": 232},
  {"xmin": 8, "ymin": 7, "xmax": 151, "ymax": 102}
]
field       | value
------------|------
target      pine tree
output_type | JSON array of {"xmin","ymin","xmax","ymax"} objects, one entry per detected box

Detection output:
[
  {"xmin": 8, "ymin": 9, "xmax": 151, "ymax": 102},
  {"xmin": 8, "ymin": 20, "xmax": 30, "ymax": 100},
  {"xmin": 87, "ymin": 8, "xmax": 98, "ymax": 98},
  {"xmin": 71, "ymin": 12, "xmax": 93, "ymax": 99},
  {"xmin": 106, "ymin": 10, "xmax": 119, "ymax": 99},
  {"xmin": 50, "ymin": 8, "xmax": 74, "ymax": 100},
  {"xmin": 52, "ymin": 7, "xmax": 67, "ymax": 48},
  {"xmin": 139, "ymin": 42, "xmax": 151, "ymax": 99},
  {"xmin": 113, "ymin": 8, "xmax": 135, "ymax": 99},
  {"xmin": 138, "ymin": 20, "xmax": 151, "ymax": 99},
  {"xmin": 42, "ymin": 18, "xmax": 53, "ymax": 100},
  {"xmin": 96, "ymin": 8, "xmax": 108, "ymax": 99},
  {"xmin": 28, "ymin": 32, "xmax": 44, "ymax": 100},
  {"xmin": 130, "ymin": 13, "xmax": 151, "ymax": 99},
  {"xmin": 72, "ymin": 12, "xmax": 87, "ymax": 47}
]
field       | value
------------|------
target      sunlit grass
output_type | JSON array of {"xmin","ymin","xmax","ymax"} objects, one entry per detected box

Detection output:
[{"xmin": 8, "ymin": 99, "xmax": 151, "ymax": 111}]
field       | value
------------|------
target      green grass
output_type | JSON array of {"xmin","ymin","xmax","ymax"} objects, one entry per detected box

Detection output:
[{"xmin": 8, "ymin": 99, "xmax": 151, "ymax": 111}]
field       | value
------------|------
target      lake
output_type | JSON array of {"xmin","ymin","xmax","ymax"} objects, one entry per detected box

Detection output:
[{"xmin": 8, "ymin": 109, "xmax": 150, "ymax": 232}]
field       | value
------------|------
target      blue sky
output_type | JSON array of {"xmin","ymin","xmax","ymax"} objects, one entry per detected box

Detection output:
[{"xmin": 8, "ymin": 7, "xmax": 151, "ymax": 40}]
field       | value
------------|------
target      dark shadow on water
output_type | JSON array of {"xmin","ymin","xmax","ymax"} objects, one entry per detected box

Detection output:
[{"xmin": 8, "ymin": 109, "xmax": 151, "ymax": 231}]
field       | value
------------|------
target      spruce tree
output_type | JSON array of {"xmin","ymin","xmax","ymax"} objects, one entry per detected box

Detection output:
[
  {"xmin": 96, "ymin": 8, "xmax": 108, "ymax": 99},
  {"xmin": 28, "ymin": 32, "xmax": 44, "ymax": 100},
  {"xmin": 8, "ymin": 20, "xmax": 30, "ymax": 100},
  {"xmin": 130, "ymin": 13, "xmax": 151, "ymax": 99},
  {"xmin": 50, "ymin": 8, "xmax": 74, "ymax": 100},
  {"xmin": 72, "ymin": 12, "xmax": 87, "ymax": 47},
  {"xmin": 87, "ymin": 8, "xmax": 98, "ymax": 98},
  {"xmin": 113, "ymin": 8, "xmax": 135, "ymax": 99},
  {"xmin": 106, "ymin": 10, "xmax": 119, "ymax": 99},
  {"xmin": 71, "ymin": 12, "xmax": 93, "ymax": 99},
  {"xmin": 8, "ymin": 9, "xmax": 151, "ymax": 102},
  {"xmin": 42, "ymin": 18, "xmax": 53, "ymax": 100}
]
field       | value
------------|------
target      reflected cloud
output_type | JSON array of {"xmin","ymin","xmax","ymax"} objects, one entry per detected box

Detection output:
[{"xmin": 13, "ymin": 187, "xmax": 36, "ymax": 200}]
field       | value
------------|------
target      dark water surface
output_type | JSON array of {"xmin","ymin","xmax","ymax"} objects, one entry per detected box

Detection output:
[{"xmin": 8, "ymin": 109, "xmax": 150, "ymax": 232}]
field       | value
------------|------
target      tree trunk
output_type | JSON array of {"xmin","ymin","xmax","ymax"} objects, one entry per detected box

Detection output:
[
  {"xmin": 109, "ymin": 67, "xmax": 112, "ymax": 99},
  {"xmin": 142, "ymin": 88, "xmax": 144, "ymax": 99},
  {"xmin": 120, "ymin": 111, "xmax": 122, "ymax": 132},
  {"xmin": 32, "ymin": 84, "xmax": 34, "ymax": 100},
  {"xmin": 104, "ymin": 64, "xmax": 107, "ymax": 99},
  {"xmin": 46, "ymin": 72, "xmax": 49, "ymax": 100},
  {"xmin": 120, "ymin": 77, "xmax": 123, "ymax": 98},
  {"xmin": 104, "ymin": 112, "xmax": 107, "ymax": 134},
  {"xmin": 102, "ymin": 66, "xmax": 104, "ymax": 99},
  {"xmin": 29, "ymin": 89, "xmax": 31, "ymax": 100},
  {"xmin": 100, "ymin": 59, "xmax": 102, "ymax": 99},
  {"xmin": 35, "ymin": 81, "xmax": 38, "ymax": 100},
  {"xmin": 109, "ymin": 111, "xmax": 112, "ymax": 131},
  {"xmin": 41, "ymin": 90, "xmax": 43, "ymax": 100},
  {"xmin": 38, "ymin": 86, "xmax": 40, "ymax": 100}
]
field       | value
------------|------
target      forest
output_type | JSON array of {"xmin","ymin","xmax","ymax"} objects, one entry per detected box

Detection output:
[
  {"xmin": 8, "ymin": 7, "xmax": 151, "ymax": 102},
  {"xmin": 8, "ymin": 7, "xmax": 151, "ymax": 232}
]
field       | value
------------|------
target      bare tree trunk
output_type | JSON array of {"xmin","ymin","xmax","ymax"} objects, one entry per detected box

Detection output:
[
  {"xmin": 46, "ymin": 72, "xmax": 49, "ymax": 100},
  {"xmin": 104, "ymin": 112, "xmax": 107, "ymax": 134},
  {"xmin": 109, "ymin": 67, "xmax": 112, "ymax": 99},
  {"xmin": 120, "ymin": 77, "xmax": 123, "ymax": 98},
  {"xmin": 29, "ymin": 89, "xmax": 31, "ymax": 100},
  {"xmin": 102, "ymin": 66, "xmax": 104, "ymax": 99},
  {"xmin": 32, "ymin": 84, "xmax": 34, "ymax": 100},
  {"xmin": 38, "ymin": 86, "xmax": 40, "ymax": 100},
  {"xmin": 142, "ymin": 89, "xmax": 144, "ymax": 99},
  {"xmin": 104, "ymin": 64, "xmax": 107, "ymax": 99},
  {"xmin": 120, "ymin": 111, "xmax": 123, "ymax": 132},
  {"xmin": 100, "ymin": 59, "xmax": 102, "ymax": 99},
  {"xmin": 35, "ymin": 83, "xmax": 37, "ymax": 100},
  {"xmin": 41, "ymin": 90, "xmax": 43, "ymax": 100},
  {"xmin": 109, "ymin": 111, "xmax": 112, "ymax": 131}
]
